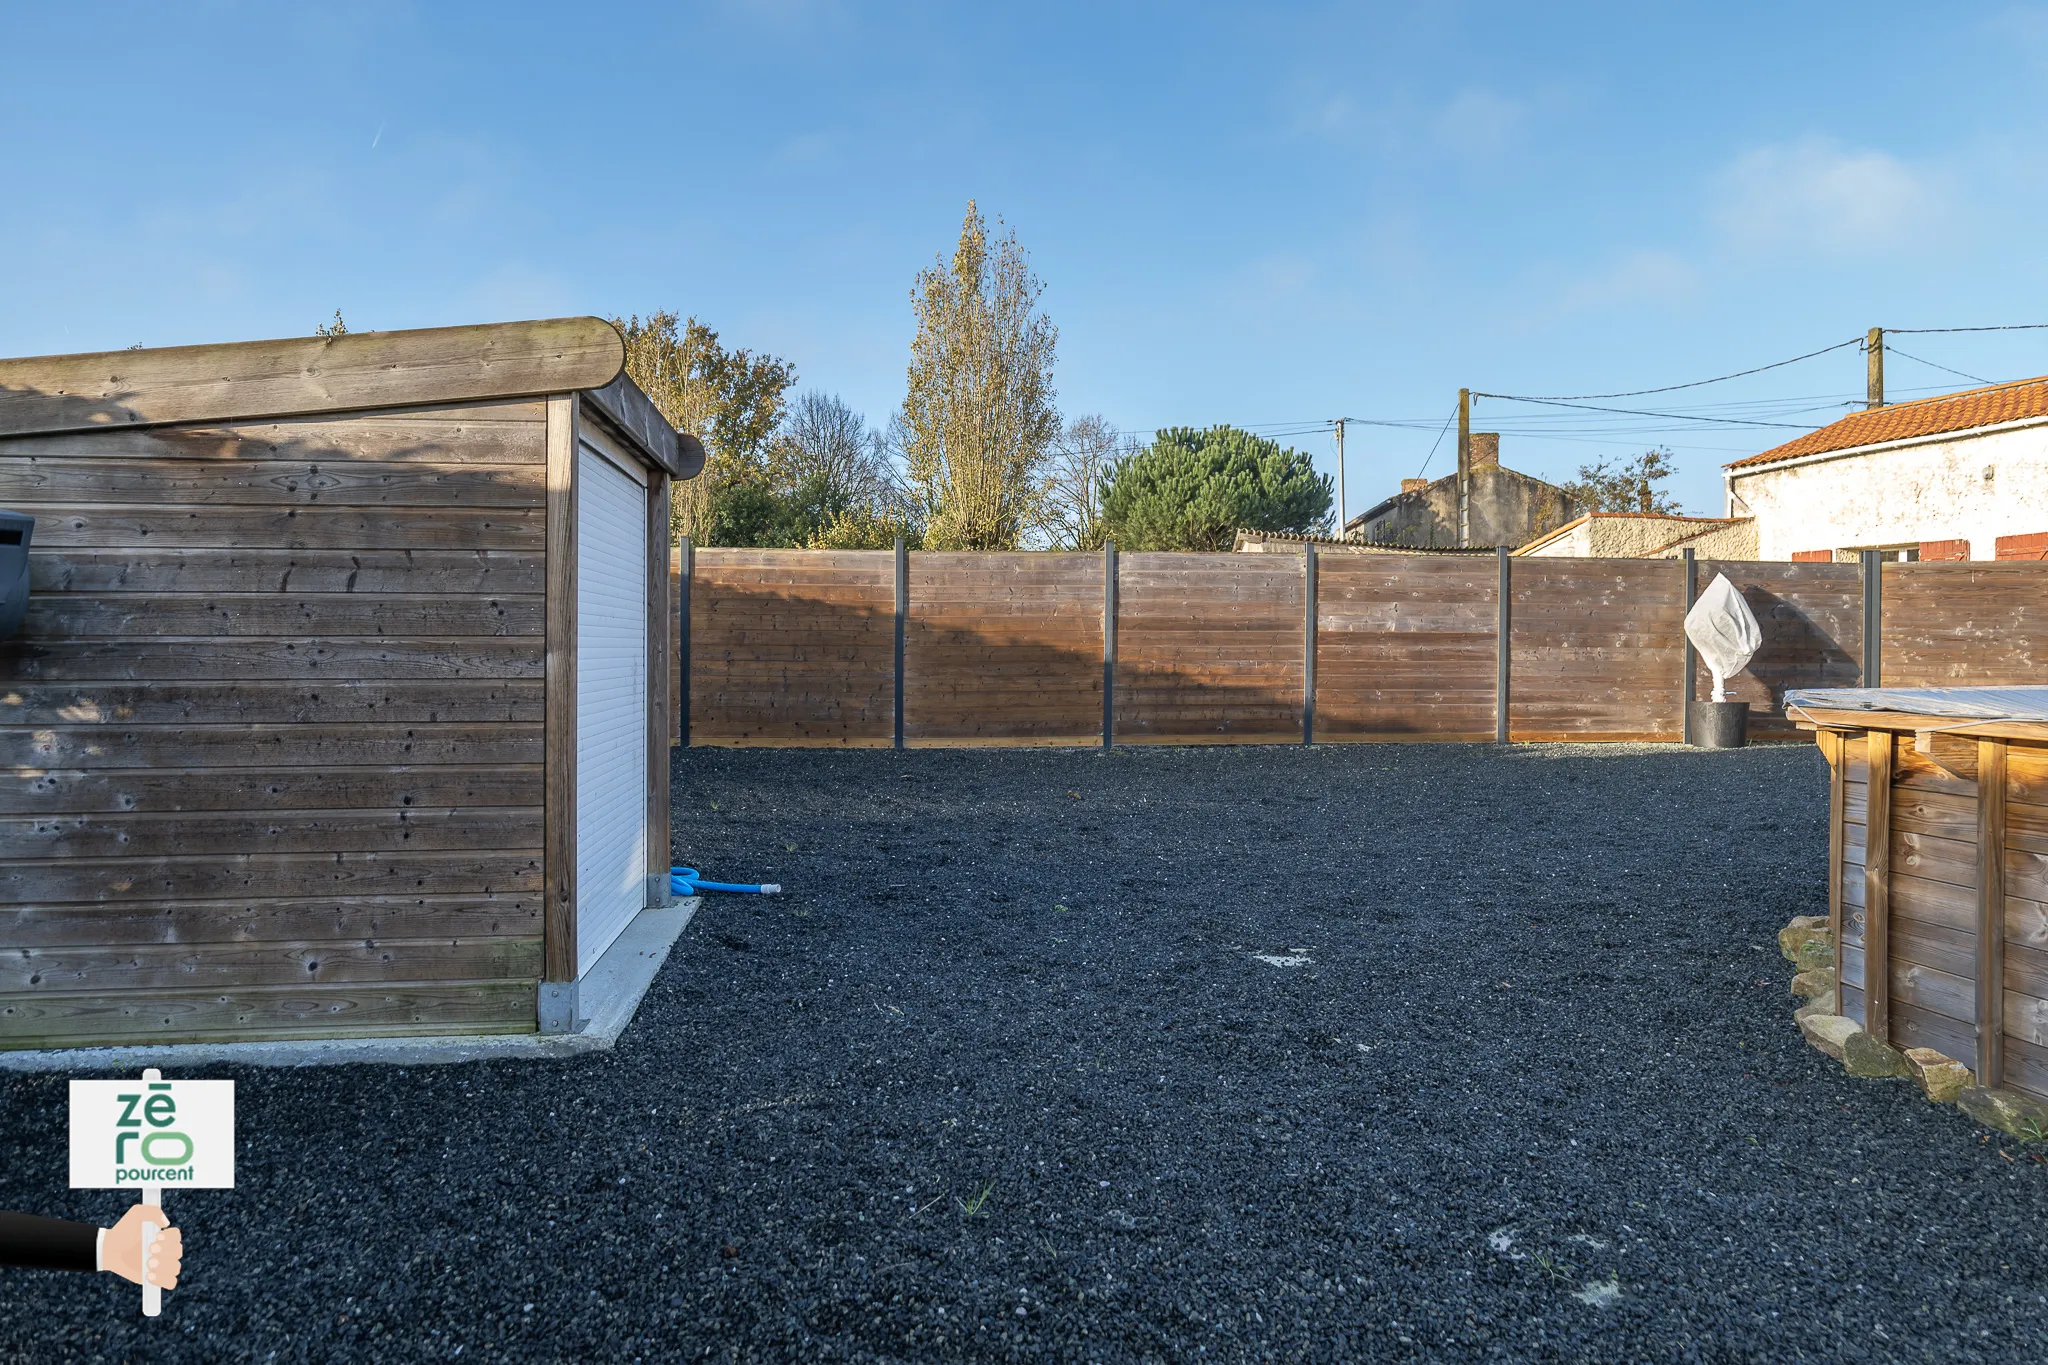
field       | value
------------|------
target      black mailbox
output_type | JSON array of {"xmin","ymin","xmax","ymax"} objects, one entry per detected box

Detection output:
[{"xmin": 0, "ymin": 509, "xmax": 31, "ymax": 641}]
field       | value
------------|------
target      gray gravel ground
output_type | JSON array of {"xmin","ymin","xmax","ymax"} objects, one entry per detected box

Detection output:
[{"xmin": 5, "ymin": 742, "xmax": 2048, "ymax": 1363}]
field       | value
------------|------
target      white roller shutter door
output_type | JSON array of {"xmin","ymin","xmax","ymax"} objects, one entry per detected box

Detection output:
[{"xmin": 575, "ymin": 439, "xmax": 649, "ymax": 977}]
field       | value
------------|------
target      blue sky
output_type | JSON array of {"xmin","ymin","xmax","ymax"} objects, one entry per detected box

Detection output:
[{"xmin": 7, "ymin": 2, "xmax": 2048, "ymax": 515}]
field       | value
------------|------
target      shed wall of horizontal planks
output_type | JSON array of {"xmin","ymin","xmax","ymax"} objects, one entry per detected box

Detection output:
[
  {"xmin": 675, "ymin": 550, "xmax": 2048, "ymax": 749},
  {"xmin": 0, "ymin": 320, "xmax": 690, "ymax": 1050}
]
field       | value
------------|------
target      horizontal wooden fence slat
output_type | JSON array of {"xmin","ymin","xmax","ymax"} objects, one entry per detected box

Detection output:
[
  {"xmin": 10, "ymin": 503, "xmax": 546, "ymax": 551},
  {"xmin": 0, "ymin": 894, "xmax": 541, "ymax": 949},
  {"xmin": 0, "ymin": 764, "xmax": 543, "ymax": 816},
  {"xmin": 3, "ymin": 723, "xmax": 541, "ymax": 770},
  {"xmin": 3, "ymin": 805, "xmax": 542, "ymax": 859},
  {"xmin": 666, "ymin": 551, "xmax": 2048, "ymax": 749},
  {"xmin": 0, "ymin": 980, "xmax": 538, "ymax": 1048},
  {"xmin": 1, "ymin": 636, "xmax": 543, "ymax": 682},
  {"xmin": 24, "ymin": 592, "xmax": 540, "ymax": 638},
  {"xmin": 1, "ymin": 936, "xmax": 543, "ymax": 993},
  {"xmin": 0, "ymin": 848, "xmax": 542, "ymax": 907},
  {"xmin": 0, "ymin": 400, "xmax": 548, "ymax": 465},
  {"xmin": 29, "ymin": 547, "xmax": 544, "ymax": 595},
  {"xmin": 0, "ymin": 679, "xmax": 542, "ymax": 727},
  {"xmin": 0, "ymin": 457, "xmax": 545, "ymax": 508}
]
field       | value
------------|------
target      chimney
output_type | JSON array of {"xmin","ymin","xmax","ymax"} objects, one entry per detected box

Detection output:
[
  {"xmin": 1401, "ymin": 478, "xmax": 1429, "ymax": 495},
  {"xmin": 1470, "ymin": 433, "xmax": 1500, "ymax": 468}
]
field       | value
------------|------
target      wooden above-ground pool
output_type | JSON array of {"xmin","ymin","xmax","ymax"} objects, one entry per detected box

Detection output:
[{"xmin": 1790, "ymin": 687, "xmax": 2048, "ymax": 1102}]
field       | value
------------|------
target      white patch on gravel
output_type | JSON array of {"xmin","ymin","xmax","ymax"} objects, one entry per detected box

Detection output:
[
  {"xmin": 1486, "ymin": 1228, "xmax": 1523, "ymax": 1260},
  {"xmin": 1253, "ymin": 954, "xmax": 1312, "ymax": 968},
  {"xmin": 1574, "ymin": 1278, "xmax": 1623, "ymax": 1308}
]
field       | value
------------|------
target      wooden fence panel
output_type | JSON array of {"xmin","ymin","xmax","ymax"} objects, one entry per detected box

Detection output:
[
  {"xmin": 905, "ymin": 553, "xmax": 1102, "ymax": 744},
  {"xmin": 689, "ymin": 549, "xmax": 894, "ymax": 746},
  {"xmin": 1697, "ymin": 560, "xmax": 1862, "ymax": 740},
  {"xmin": 1883, "ymin": 562, "xmax": 2048, "ymax": 686},
  {"xmin": 1315, "ymin": 555, "xmax": 1498, "ymax": 740},
  {"xmin": 678, "ymin": 552, "xmax": 2048, "ymax": 749},
  {"xmin": 1509, "ymin": 559, "xmax": 1685, "ymax": 741},
  {"xmin": 1115, "ymin": 553, "xmax": 1303, "ymax": 742}
]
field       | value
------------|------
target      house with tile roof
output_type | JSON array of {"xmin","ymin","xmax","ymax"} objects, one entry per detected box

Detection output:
[
  {"xmin": 1724, "ymin": 375, "xmax": 2048, "ymax": 562},
  {"xmin": 1344, "ymin": 433, "xmax": 1583, "ymax": 549}
]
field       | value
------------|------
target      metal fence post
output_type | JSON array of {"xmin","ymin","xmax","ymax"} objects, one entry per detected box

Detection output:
[
  {"xmin": 1303, "ymin": 541, "xmax": 1318, "ymax": 745},
  {"xmin": 1495, "ymin": 545, "xmax": 1512, "ymax": 744},
  {"xmin": 1681, "ymin": 548, "xmax": 1697, "ymax": 745},
  {"xmin": 679, "ymin": 535, "xmax": 693, "ymax": 748},
  {"xmin": 893, "ymin": 536, "xmax": 907, "ymax": 751},
  {"xmin": 1102, "ymin": 540, "xmax": 1118, "ymax": 750},
  {"xmin": 1861, "ymin": 549, "xmax": 1883, "ymax": 687}
]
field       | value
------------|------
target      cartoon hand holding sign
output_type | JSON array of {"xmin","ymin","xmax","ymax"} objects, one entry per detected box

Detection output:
[{"xmin": 68, "ymin": 1068, "xmax": 233, "ymax": 1316}]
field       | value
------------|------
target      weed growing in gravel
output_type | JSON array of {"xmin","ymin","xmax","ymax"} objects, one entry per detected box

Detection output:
[{"xmin": 959, "ymin": 1182, "xmax": 995, "ymax": 1219}]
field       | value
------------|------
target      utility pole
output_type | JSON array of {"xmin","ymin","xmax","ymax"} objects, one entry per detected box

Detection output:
[
  {"xmin": 1456, "ymin": 387, "xmax": 1472, "ymax": 548},
  {"xmin": 1334, "ymin": 418, "xmax": 1347, "ymax": 540},
  {"xmin": 1866, "ymin": 327, "xmax": 1884, "ymax": 409}
]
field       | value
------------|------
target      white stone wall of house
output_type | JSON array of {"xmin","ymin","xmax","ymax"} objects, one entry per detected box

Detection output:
[{"xmin": 1727, "ymin": 423, "xmax": 2048, "ymax": 560}]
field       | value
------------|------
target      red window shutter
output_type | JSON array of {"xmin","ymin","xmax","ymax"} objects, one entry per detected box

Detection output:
[
  {"xmin": 1791, "ymin": 549, "xmax": 1832, "ymax": 562},
  {"xmin": 1996, "ymin": 532, "xmax": 2048, "ymax": 561},
  {"xmin": 1918, "ymin": 538, "xmax": 1970, "ymax": 562}
]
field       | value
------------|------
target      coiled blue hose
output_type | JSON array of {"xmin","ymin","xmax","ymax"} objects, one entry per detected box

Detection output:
[{"xmin": 670, "ymin": 866, "xmax": 781, "ymax": 896}]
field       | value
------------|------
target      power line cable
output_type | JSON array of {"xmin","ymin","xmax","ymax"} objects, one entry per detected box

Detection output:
[
  {"xmin": 1480, "ymin": 337, "xmax": 1862, "ymax": 401},
  {"xmin": 1888, "ymin": 323, "xmax": 2048, "ymax": 334},
  {"xmin": 1884, "ymin": 346, "xmax": 1989, "ymax": 385},
  {"xmin": 1468, "ymin": 393, "xmax": 1820, "ymax": 430},
  {"xmin": 1415, "ymin": 401, "xmax": 1458, "ymax": 478}
]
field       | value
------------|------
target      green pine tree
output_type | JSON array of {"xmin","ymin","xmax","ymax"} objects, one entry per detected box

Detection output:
[{"xmin": 1097, "ymin": 426, "xmax": 1332, "ymax": 550}]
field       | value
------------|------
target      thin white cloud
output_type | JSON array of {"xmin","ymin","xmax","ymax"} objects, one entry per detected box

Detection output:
[{"xmin": 1712, "ymin": 136, "xmax": 1942, "ymax": 255}]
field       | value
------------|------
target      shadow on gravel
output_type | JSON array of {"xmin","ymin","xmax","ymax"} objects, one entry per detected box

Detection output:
[{"xmin": 5, "ymin": 743, "xmax": 2048, "ymax": 1362}]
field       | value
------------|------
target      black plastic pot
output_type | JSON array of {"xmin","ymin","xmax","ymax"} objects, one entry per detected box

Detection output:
[{"xmin": 1690, "ymin": 699, "xmax": 1749, "ymax": 749}]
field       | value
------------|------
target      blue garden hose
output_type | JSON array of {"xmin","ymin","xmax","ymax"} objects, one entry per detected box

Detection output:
[{"xmin": 671, "ymin": 866, "xmax": 781, "ymax": 896}]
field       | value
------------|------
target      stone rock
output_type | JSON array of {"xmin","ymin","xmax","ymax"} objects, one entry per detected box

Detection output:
[
  {"xmin": 1779, "ymin": 916, "xmax": 1831, "ymax": 965},
  {"xmin": 1958, "ymin": 1087, "xmax": 2048, "ymax": 1142},
  {"xmin": 1798, "ymin": 1013, "xmax": 1859, "ymax": 1061},
  {"xmin": 1795, "ymin": 937, "xmax": 1835, "ymax": 973},
  {"xmin": 1790, "ymin": 968, "xmax": 1836, "ymax": 1001},
  {"xmin": 1843, "ymin": 1031, "xmax": 1914, "ymax": 1079},
  {"xmin": 1794, "ymin": 991, "xmax": 1837, "ymax": 1022},
  {"xmin": 1902, "ymin": 1047, "xmax": 1974, "ymax": 1104}
]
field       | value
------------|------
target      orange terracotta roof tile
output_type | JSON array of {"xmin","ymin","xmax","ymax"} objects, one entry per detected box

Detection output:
[{"xmin": 1726, "ymin": 374, "xmax": 2048, "ymax": 470}]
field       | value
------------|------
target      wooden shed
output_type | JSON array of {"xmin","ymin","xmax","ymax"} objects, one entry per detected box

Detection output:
[
  {"xmin": 1795, "ymin": 687, "xmax": 2048, "ymax": 1103},
  {"xmin": 0, "ymin": 318, "xmax": 700, "ymax": 1050}
]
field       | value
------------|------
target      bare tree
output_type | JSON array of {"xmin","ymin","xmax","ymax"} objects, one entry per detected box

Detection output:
[
  {"xmin": 899, "ymin": 201, "xmax": 1060, "ymax": 550},
  {"xmin": 770, "ymin": 391, "xmax": 891, "ymax": 510},
  {"xmin": 1030, "ymin": 414, "xmax": 1129, "ymax": 549}
]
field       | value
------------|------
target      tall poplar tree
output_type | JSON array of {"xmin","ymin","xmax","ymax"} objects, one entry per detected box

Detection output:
[{"xmin": 898, "ymin": 202, "xmax": 1060, "ymax": 550}]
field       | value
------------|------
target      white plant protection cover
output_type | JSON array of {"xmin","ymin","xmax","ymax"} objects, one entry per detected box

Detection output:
[{"xmin": 1684, "ymin": 573, "xmax": 1762, "ymax": 702}]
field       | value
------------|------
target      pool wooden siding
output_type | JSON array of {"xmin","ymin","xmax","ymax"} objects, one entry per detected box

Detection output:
[{"xmin": 1811, "ymin": 706, "xmax": 2048, "ymax": 1103}]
